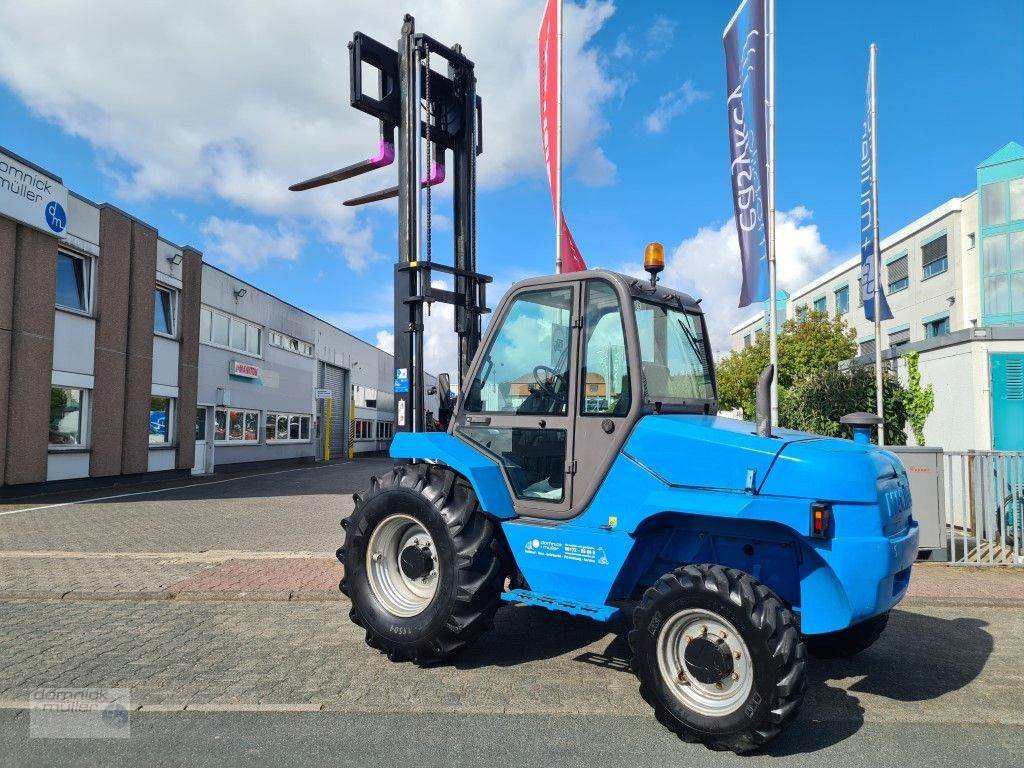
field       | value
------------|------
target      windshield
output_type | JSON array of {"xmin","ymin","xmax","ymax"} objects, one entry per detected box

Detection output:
[{"xmin": 633, "ymin": 300, "xmax": 715, "ymax": 403}]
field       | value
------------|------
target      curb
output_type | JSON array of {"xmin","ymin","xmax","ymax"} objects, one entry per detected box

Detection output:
[{"xmin": 0, "ymin": 589, "xmax": 346, "ymax": 604}]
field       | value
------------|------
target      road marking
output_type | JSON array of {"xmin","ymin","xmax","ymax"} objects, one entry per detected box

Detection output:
[
  {"xmin": 0, "ymin": 462, "xmax": 352, "ymax": 517},
  {"xmin": 0, "ymin": 550, "xmax": 328, "ymax": 561}
]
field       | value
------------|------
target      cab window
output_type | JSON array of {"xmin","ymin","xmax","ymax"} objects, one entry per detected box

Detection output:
[
  {"xmin": 465, "ymin": 287, "xmax": 573, "ymax": 415},
  {"xmin": 634, "ymin": 300, "xmax": 715, "ymax": 402},
  {"xmin": 580, "ymin": 281, "xmax": 631, "ymax": 416}
]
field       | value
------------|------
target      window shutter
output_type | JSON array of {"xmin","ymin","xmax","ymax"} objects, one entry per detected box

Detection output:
[
  {"xmin": 859, "ymin": 339, "xmax": 876, "ymax": 357},
  {"xmin": 1007, "ymin": 359, "xmax": 1023, "ymax": 401},
  {"xmin": 887, "ymin": 256, "xmax": 908, "ymax": 283},
  {"xmin": 922, "ymin": 235, "xmax": 947, "ymax": 267},
  {"xmin": 889, "ymin": 328, "xmax": 910, "ymax": 346}
]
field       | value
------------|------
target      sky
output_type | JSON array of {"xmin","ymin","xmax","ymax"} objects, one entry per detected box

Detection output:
[{"xmin": 1, "ymin": 0, "xmax": 1021, "ymax": 371}]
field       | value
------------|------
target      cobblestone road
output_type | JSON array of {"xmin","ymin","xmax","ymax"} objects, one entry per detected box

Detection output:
[{"xmin": 1, "ymin": 459, "xmax": 1022, "ymax": 765}]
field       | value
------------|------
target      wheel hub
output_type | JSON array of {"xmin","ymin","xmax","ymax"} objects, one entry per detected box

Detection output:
[
  {"xmin": 656, "ymin": 608, "xmax": 753, "ymax": 717},
  {"xmin": 684, "ymin": 635, "xmax": 735, "ymax": 684},
  {"xmin": 399, "ymin": 544, "xmax": 435, "ymax": 580},
  {"xmin": 365, "ymin": 514, "xmax": 439, "ymax": 618}
]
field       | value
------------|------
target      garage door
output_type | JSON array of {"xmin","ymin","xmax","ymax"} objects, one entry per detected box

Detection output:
[{"xmin": 320, "ymin": 363, "xmax": 348, "ymax": 458}]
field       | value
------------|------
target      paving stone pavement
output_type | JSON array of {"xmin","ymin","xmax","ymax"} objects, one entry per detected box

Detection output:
[{"xmin": 0, "ymin": 597, "xmax": 1020, "ymax": 728}]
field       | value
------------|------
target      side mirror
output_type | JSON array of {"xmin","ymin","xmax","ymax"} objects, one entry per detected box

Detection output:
[{"xmin": 437, "ymin": 372, "xmax": 452, "ymax": 403}]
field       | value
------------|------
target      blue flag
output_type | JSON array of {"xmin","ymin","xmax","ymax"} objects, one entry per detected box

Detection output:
[
  {"xmin": 860, "ymin": 63, "xmax": 892, "ymax": 322},
  {"xmin": 724, "ymin": 0, "xmax": 769, "ymax": 309}
]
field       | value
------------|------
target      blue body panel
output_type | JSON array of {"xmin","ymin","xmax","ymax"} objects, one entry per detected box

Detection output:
[{"xmin": 390, "ymin": 417, "xmax": 919, "ymax": 635}]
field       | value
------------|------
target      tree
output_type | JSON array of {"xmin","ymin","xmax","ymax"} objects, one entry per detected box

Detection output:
[
  {"xmin": 779, "ymin": 365, "xmax": 908, "ymax": 445},
  {"xmin": 904, "ymin": 351, "xmax": 934, "ymax": 446},
  {"xmin": 717, "ymin": 311, "xmax": 856, "ymax": 418}
]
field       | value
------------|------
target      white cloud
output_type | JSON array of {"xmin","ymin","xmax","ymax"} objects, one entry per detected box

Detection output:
[
  {"xmin": 644, "ymin": 16, "xmax": 677, "ymax": 60},
  {"xmin": 574, "ymin": 146, "xmax": 617, "ymax": 186},
  {"xmin": 375, "ymin": 329, "xmax": 394, "ymax": 354},
  {"xmin": 201, "ymin": 217, "xmax": 303, "ymax": 271},
  {"xmin": 0, "ymin": 0, "xmax": 623, "ymax": 264},
  {"xmin": 629, "ymin": 207, "xmax": 836, "ymax": 358},
  {"xmin": 644, "ymin": 81, "xmax": 708, "ymax": 134},
  {"xmin": 611, "ymin": 33, "xmax": 632, "ymax": 59}
]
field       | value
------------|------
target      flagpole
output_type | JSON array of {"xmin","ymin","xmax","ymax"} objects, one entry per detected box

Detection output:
[
  {"xmin": 765, "ymin": 0, "xmax": 778, "ymax": 427},
  {"xmin": 870, "ymin": 43, "xmax": 884, "ymax": 445},
  {"xmin": 555, "ymin": 0, "xmax": 564, "ymax": 274}
]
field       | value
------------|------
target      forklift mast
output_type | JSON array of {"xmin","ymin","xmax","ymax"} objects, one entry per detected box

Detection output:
[{"xmin": 290, "ymin": 14, "xmax": 490, "ymax": 434}]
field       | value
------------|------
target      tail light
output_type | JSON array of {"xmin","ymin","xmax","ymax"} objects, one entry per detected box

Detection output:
[{"xmin": 811, "ymin": 502, "xmax": 832, "ymax": 538}]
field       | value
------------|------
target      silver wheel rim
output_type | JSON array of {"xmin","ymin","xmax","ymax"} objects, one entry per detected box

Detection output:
[
  {"xmin": 365, "ymin": 514, "xmax": 439, "ymax": 617},
  {"xmin": 656, "ymin": 608, "xmax": 754, "ymax": 717}
]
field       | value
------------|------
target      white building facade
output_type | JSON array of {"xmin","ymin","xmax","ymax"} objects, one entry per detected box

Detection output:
[{"xmin": 729, "ymin": 142, "xmax": 1024, "ymax": 452}]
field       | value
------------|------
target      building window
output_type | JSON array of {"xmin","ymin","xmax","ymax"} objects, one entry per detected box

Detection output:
[
  {"xmin": 376, "ymin": 421, "xmax": 394, "ymax": 439},
  {"xmin": 743, "ymin": 334, "xmax": 751, "ymax": 348},
  {"xmin": 796, "ymin": 305, "xmax": 808, "ymax": 321},
  {"xmin": 149, "ymin": 396, "xmax": 174, "ymax": 444},
  {"xmin": 924, "ymin": 316, "xmax": 950, "ymax": 338},
  {"xmin": 268, "ymin": 330, "xmax": 314, "ymax": 357},
  {"xmin": 154, "ymin": 286, "xmax": 177, "ymax": 337},
  {"xmin": 888, "ymin": 328, "xmax": 910, "ymax": 350},
  {"xmin": 354, "ymin": 419, "xmax": 374, "ymax": 440},
  {"xmin": 921, "ymin": 235, "xmax": 948, "ymax": 279},
  {"xmin": 859, "ymin": 339, "xmax": 876, "ymax": 357},
  {"xmin": 214, "ymin": 407, "xmax": 260, "ymax": 444},
  {"xmin": 49, "ymin": 387, "xmax": 87, "ymax": 447},
  {"xmin": 967, "ymin": 232, "xmax": 976, "ymax": 249},
  {"xmin": 983, "ymin": 231, "xmax": 1024, "ymax": 319},
  {"xmin": 265, "ymin": 412, "xmax": 312, "ymax": 442},
  {"xmin": 834, "ymin": 285, "xmax": 850, "ymax": 315},
  {"xmin": 195, "ymin": 409, "xmax": 207, "ymax": 442},
  {"xmin": 55, "ymin": 251, "xmax": 91, "ymax": 313},
  {"xmin": 982, "ymin": 182, "xmax": 1007, "ymax": 227},
  {"xmin": 200, "ymin": 306, "xmax": 262, "ymax": 357},
  {"xmin": 1012, "ymin": 178, "xmax": 1024, "ymax": 222},
  {"xmin": 812, "ymin": 296, "xmax": 827, "ymax": 313},
  {"xmin": 887, "ymin": 254, "xmax": 909, "ymax": 294}
]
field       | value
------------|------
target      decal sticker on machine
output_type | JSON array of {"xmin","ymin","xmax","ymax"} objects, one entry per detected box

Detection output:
[{"xmin": 524, "ymin": 538, "xmax": 608, "ymax": 565}]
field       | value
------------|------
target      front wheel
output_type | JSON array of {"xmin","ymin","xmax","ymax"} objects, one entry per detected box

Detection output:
[
  {"xmin": 339, "ymin": 464, "xmax": 504, "ymax": 665},
  {"xmin": 629, "ymin": 564, "xmax": 806, "ymax": 754}
]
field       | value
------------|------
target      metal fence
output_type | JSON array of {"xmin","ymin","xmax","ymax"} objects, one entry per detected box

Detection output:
[{"xmin": 942, "ymin": 451, "xmax": 1024, "ymax": 566}]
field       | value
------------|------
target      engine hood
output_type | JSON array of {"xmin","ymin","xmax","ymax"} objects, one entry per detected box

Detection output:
[{"xmin": 622, "ymin": 415, "xmax": 905, "ymax": 503}]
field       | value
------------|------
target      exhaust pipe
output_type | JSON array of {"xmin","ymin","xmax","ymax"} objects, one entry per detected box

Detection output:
[{"xmin": 755, "ymin": 364, "xmax": 774, "ymax": 438}]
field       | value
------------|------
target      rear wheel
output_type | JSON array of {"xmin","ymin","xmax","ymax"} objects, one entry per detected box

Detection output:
[
  {"xmin": 339, "ymin": 464, "xmax": 504, "ymax": 665},
  {"xmin": 803, "ymin": 612, "xmax": 889, "ymax": 659},
  {"xmin": 629, "ymin": 564, "xmax": 806, "ymax": 754}
]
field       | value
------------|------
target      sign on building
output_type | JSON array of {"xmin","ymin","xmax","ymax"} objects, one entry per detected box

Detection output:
[
  {"xmin": 0, "ymin": 149, "xmax": 69, "ymax": 236},
  {"xmin": 313, "ymin": 388, "xmax": 332, "ymax": 400},
  {"xmin": 230, "ymin": 360, "xmax": 260, "ymax": 379}
]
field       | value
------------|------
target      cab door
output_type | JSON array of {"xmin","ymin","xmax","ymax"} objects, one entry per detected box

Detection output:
[{"xmin": 455, "ymin": 282, "xmax": 579, "ymax": 518}]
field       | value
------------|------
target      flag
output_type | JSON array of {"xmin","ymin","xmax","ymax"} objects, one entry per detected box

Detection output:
[
  {"xmin": 859, "ymin": 61, "xmax": 892, "ymax": 321},
  {"xmin": 539, "ymin": 0, "xmax": 586, "ymax": 272},
  {"xmin": 723, "ymin": 0, "xmax": 769, "ymax": 308}
]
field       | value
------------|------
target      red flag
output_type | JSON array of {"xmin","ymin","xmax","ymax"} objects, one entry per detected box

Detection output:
[{"xmin": 539, "ymin": 0, "xmax": 586, "ymax": 273}]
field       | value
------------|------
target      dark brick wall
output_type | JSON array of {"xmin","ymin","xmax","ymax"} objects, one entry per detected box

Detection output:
[
  {"xmin": 121, "ymin": 221, "xmax": 157, "ymax": 475},
  {"xmin": 175, "ymin": 247, "xmax": 202, "ymax": 470},
  {"xmin": 0, "ymin": 219, "xmax": 16, "ymax": 487},
  {"xmin": 4, "ymin": 224, "xmax": 57, "ymax": 485},
  {"xmin": 90, "ymin": 207, "xmax": 132, "ymax": 478}
]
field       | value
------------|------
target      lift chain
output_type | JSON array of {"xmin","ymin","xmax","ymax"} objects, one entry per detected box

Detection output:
[{"xmin": 423, "ymin": 41, "xmax": 433, "ymax": 317}]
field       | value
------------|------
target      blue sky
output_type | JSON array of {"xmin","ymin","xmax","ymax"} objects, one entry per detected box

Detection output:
[{"xmin": 1, "ymin": 0, "xmax": 1021, "ymax": 365}]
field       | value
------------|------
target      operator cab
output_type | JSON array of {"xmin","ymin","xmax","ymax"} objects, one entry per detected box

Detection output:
[{"xmin": 456, "ymin": 255, "xmax": 717, "ymax": 520}]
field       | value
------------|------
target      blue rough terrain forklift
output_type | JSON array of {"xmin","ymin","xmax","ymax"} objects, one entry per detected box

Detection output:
[{"xmin": 292, "ymin": 15, "xmax": 919, "ymax": 754}]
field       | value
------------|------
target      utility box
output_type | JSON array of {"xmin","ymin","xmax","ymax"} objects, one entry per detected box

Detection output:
[{"xmin": 889, "ymin": 446, "xmax": 946, "ymax": 560}]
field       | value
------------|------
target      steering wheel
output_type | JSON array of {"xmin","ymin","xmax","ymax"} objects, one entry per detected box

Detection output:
[{"xmin": 533, "ymin": 365, "xmax": 560, "ymax": 392}]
